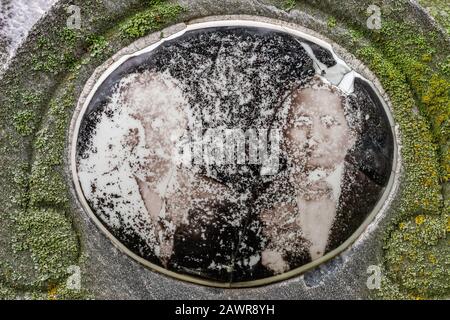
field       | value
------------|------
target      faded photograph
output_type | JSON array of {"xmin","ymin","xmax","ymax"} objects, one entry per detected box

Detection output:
[
  {"xmin": 76, "ymin": 27, "xmax": 394, "ymax": 283},
  {"xmin": 255, "ymin": 78, "xmax": 387, "ymax": 276}
]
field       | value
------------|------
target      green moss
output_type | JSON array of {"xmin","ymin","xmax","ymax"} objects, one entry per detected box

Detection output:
[
  {"xmin": 282, "ymin": 0, "xmax": 296, "ymax": 11},
  {"xmin": 348, "ymin": 27, "xmax": 364, "ymax": 43},
  {"xmin": 11, "ymin": 162, "xmax": 31, "ymax": 208},
  {"xmin": 86, "ymin": 35, "xmax": 109, "ymax": 58},
  {"xmin": 58, "ymin": 28, "xmax": 79, "ymax": 47},
  {"xmin": 368, "ymin": 20, "xmax": 450, "ymax": 183},
  {"xmin": 29, "ymin": 87, "xmax": 75, "ymax": 208},
  {"xmin": 13, "ymin": 208, "xmax": 79, "ymax": 287},
  {"xmin": 384, "ymin": 214, "xmax": 449, "ymax": 298},
  {"xmin": 119, "ymin": 1, "xmax": 184, "ymax": 38},
  {"xmin": 13, "ymin": 110, "xmax": 36, "ymax": 137},
  {"xmin": 327, "ymin": 16, "xmax": 337, "ymax": 29},
  {"xmin": 1, "ymin": 71, "xmax": 89, "ymax": 298},
  {"xmin": 440, "ymin": 55, "xmax": 450, "ymax": 78},
  {"xmin": 0, "ymin": 283, "xmax": 18, "ymax": 300},
  {"xmin": 354, "ymin": 17, "xmax": 449, "ymax": 299},
  {"xmin": 30, "ymin": 26, "xmax": 87, "ymax": 74},
  {"xmin": 421, "ymin": 75, "xmax": 450, "ymax": 181},
  {"xmin": 31, "ymin": 46, "xmax": 60, "ymax": 73},
  {"xmin": 31, "ymin": 35, "xmax": 79, "ymax": 73},
  {"xmin": 10, "ymin": 90, "xmax": 44, "ymax": 137}
]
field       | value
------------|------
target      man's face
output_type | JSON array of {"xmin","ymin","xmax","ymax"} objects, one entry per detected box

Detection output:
[{"xmin": 285, "ymin": 86, "xmax": 353, "ymax": 169}]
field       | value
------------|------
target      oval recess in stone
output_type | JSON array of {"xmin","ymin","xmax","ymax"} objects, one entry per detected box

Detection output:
[{"xmin": 72, "ymin": 21, "xmax": 395, "ymax": 286}]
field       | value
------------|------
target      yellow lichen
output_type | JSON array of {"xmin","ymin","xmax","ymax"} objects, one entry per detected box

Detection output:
[
  {"xmin": 47, "ymin": 285, "xmax": 58, "ymax": 300},
  {"xmin": 428, "ymin": 254, "xmax": 437, "ymax": 264},
  {"xmin": 415, "ymin": 215, "xmax": 426, "ymax": 225}
]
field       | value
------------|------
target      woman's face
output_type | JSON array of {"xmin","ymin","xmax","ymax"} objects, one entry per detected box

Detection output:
[
  {"xmin": 124, "ymin": 71, "xmax": 187, "ymax": 156},
  {"xmin": 285, "ymin": 87, "xmax": 353, "ymax": 169}
]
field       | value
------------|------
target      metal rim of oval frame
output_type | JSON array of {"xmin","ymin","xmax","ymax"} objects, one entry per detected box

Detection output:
[{"xmin": 69, "ymin": 18, "xmax": 400, "ymax": 288}]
